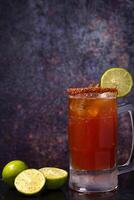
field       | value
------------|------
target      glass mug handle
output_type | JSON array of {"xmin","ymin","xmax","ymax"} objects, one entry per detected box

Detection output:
[{"xmin": 118, "ymin": 104, "xmax": 134, "ymax": 174}]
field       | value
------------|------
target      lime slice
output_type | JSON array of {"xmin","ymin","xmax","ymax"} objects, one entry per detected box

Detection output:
[
  {"xmin": 14, "ymin": 169, "xmax": 45, "ymax": 195},
  {"xmin": 100, "ymin": 68, "xmax": 133, "ymax": 97},
  {"xmin": 2, "ymin": 160, "xmax": 28, "ymax": 187},
  {"xmin": 39, "ymin": 167, "xmax": 68, "ymax": 189}
]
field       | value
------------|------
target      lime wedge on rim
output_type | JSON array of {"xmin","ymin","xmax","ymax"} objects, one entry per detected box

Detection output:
[
  {"xmin": 39, "ymin": 167, "xmax": 68, "ymax": 189},
  {"xmin": 100, "ymin": 68, "xmax": 133, "ymax": 97},
  {"xmin": 14, "ymin": 169, "xmax": 45, "ymax": 195}
]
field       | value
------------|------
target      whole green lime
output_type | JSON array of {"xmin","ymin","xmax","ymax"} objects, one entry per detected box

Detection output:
[{"xmin": 2, "ymin": 160, "xmax": 28, "ymax": 187}]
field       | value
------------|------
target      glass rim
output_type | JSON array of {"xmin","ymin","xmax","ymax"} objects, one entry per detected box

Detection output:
[{"xmin": 67, "ymin": 87, "xmax": 118, "ymax": 95}]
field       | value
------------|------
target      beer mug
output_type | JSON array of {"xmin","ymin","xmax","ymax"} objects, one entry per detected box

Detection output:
[{"xmin": 67, "ymin": 87, "xmax": 134, "ymax": 193}]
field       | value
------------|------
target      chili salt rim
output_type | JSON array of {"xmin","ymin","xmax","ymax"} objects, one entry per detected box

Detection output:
[{"xmin": 67, "ymin": 87, "xmax": 118, "ymax": 95}]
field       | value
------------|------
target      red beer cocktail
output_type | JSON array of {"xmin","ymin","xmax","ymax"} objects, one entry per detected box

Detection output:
[{"xmin": 68, "ymin": 87, "xmax": 118, "ymax": 171}]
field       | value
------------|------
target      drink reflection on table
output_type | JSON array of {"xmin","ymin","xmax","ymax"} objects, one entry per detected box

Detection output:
[
  {"xmin": 3, "ymin": 188, "xmax": 66, "ymax": 200},
  {"xmin": 69, "ymin": 189, "xmax": 118, "ymax": 200},
  {"xmin": 42, "ymin": 190, "xmax": 66, "ymax": 200},
  {"xmin": 3, "ymin": 189, "xmax": 31, "ymax": 200}
]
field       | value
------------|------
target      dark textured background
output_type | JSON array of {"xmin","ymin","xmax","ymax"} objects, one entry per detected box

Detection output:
[{"xmin": 0, "ymin": 0, "xmax": 134, "ymax": 170}]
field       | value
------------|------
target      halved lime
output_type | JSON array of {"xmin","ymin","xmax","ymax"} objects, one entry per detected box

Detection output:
[
  {"xmin": 39, "ymin": 167, "xmax": 68, "ymax": 189},
  {"xmin": 2, "ymin": 160, "xmax": 28, "ymax": 187},
  {"xmin": 100, "ymin": 68, "xmax": 133, "ymax": 97},
  {"xmin": 14, "ymin": 169, "xmax": 45, "ymax": 195}
]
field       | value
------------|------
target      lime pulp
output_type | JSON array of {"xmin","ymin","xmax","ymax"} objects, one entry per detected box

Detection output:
[{"xmin": 14, "ymin": 169, "xmax": 46, "ymax": 195}]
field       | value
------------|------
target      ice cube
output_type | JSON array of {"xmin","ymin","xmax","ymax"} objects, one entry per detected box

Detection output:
[
  {"xmin": 88, "ymin": 108, "xmax": 98, "ymax": 117},
  {"xmin": 69, "ymin": 98, "xmax": 87, "ymax": 117}
]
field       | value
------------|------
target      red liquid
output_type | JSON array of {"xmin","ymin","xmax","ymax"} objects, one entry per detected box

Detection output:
[{"xmin": 68, "ymin": 97, "xmax": 117, "ymax": 170}]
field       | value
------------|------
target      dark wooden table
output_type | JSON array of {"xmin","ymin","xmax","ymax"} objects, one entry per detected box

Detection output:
[{"xmin": 0, "ymin": 171, "xmax": 134, "ymax": 200}]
